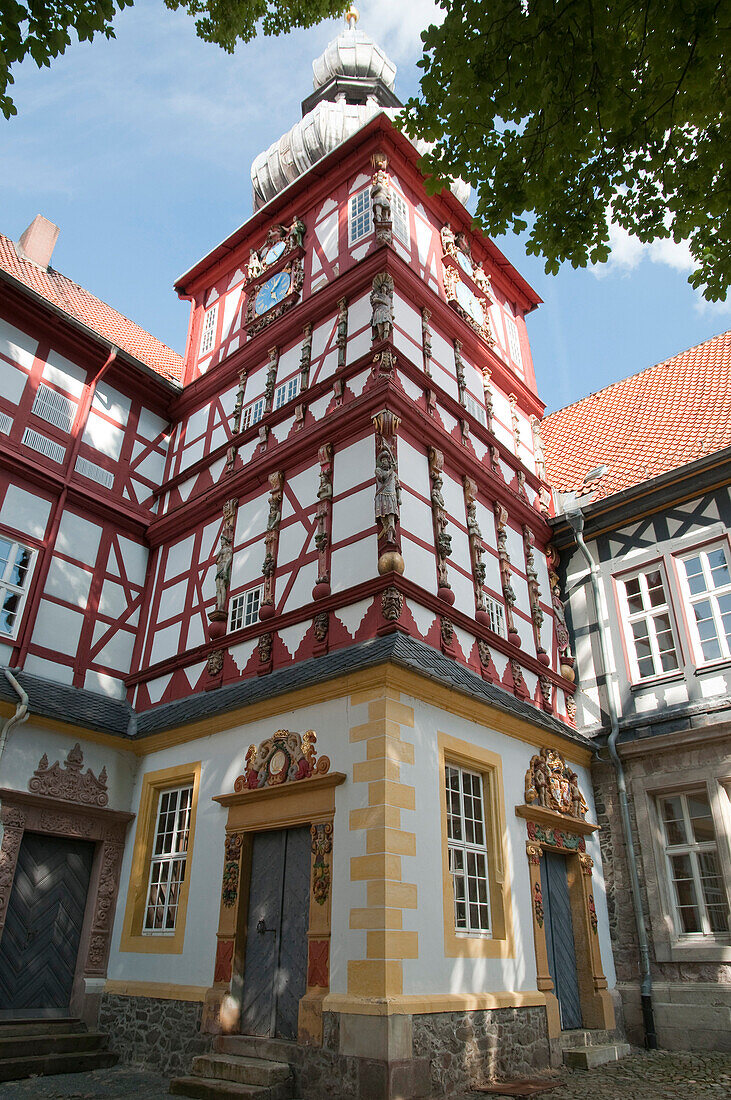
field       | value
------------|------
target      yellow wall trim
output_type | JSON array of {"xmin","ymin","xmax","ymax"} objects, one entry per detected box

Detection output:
[
  {"xmin": 322, "ymin": 990, "xmax": 547, "ymax": 1016},
  {"xmin": 104, "ymin": 980, "xmax": 208, "ymax": 1002}
]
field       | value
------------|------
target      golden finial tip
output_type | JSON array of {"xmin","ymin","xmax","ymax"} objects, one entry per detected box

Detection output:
[{"xmin": 345, "ymin": 5, "xmax": 359, "ymax": 28}]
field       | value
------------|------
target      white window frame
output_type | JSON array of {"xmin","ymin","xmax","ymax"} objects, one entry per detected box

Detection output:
[
  {"xmin": 617, "ymin": 565, "xmax": 680, "ymax": 682},
  {"xmin": 199, "ymin": 303, "xmax": 219, "ymax": 358},
  {"xmin": 445, "ymin": 763, "xmax": 492, "ymax": 936},
  {"xmin": 0, "ymin": 536, "xmax": 36, "ymax": 640},
  {"xmin": 483, "ymin": 594, "xmax": 506, "ymax": 638},
  {"xmin": 505, "ymin": 315, "xmax": 523, "ymax": 371},
  {"xmin": 348, "ymin": 187, "xmax": 372, "ymax": 246},
  {"xmin": 273, "ymin": 376, "xmax": 300, "ymax": 411},
  {"xmin": 142, "ymin": 784, "xmax": 193, "ymax": 935},
  {"xmin": 392, "ymin": 190, "xmax": 410, "ymax": 248},
  {"xmin": 241, "ymin": 398, "xmax": 265, "ymax": 431},
  {"xmin": 463, "ymin": 391, "xmax": 487, "ymax": 427},
  {"xmin": 657, "ymin": 789, "xmax": 730, "ymax": 938},
  {"xmin": 677, "ymin": 543, "xmax": 731, "ymax": 665},
  {"xmin": 229, "ymin": 585, "xmax": 263, "ymax": 632}
]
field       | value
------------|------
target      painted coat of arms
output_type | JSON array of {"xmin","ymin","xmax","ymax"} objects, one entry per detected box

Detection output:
[
  {"xmin": 233, "ymin": 730, "xmax": 330, "ymax": 792},
  {"xmin": 525, "ymin": 747, "xmax": 588, "ymax": 819}
]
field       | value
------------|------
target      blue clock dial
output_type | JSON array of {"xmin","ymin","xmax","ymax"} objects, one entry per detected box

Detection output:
[
  {"xmin": 263, "ymin": 240, "xmax": 286, "ymax": 266},
  {"xmin": 455, "ymin": 279, "xmax": 484, "ymax": 325},
  {"xmin": 457, "ymin": 250, "xmax": 474, "ymax": 276},
  {"xmin": 254, "ymin": 270, "xmax": 291, "ymax": 316}
]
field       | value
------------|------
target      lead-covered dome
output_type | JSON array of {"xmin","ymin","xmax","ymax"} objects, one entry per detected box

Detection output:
[{"xmin": 312, "ymin": 26, "xmax": 396, "ymax": 92}]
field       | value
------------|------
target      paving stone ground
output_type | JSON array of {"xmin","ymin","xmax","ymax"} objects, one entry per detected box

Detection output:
[{"xmin": 0, "ymin": 1050, "xmax": 729, "ymax": 1099}]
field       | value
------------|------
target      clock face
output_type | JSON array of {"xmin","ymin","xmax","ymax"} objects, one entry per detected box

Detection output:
[
  {"xmin": 457, "ymin": 250, "xmax": 474, "ymax": 276},
  {"xmin": 255, "ymin": 270, "xmax": 291, "ymax": 316},
  {"xmin": 455, "ymin": 279, "xmax": 484, "ymax": 325},
  {"xmin": 263, "ymin": 240, "xmax": 286, "ymax": 266}
]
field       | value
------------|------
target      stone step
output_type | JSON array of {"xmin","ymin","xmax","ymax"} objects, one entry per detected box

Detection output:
[
  {"xmin": 562, "ymin": 1043, "xmax": 631, "ymax": 1069},
  {"xmin": 170, "ymin": 1075, "xmax": 293, "ymax": 1100},
  {"xmin": 559, "ymin": 1028, "xmax": 616, "ymax": 1049},
  {"xmin": 192, "ymin": 1054, "xmax": 292, "ymax": 1087},
  {"xmin": 214, "ymin": 1035, "xmax": 298, "ymax": 1066},
  {"xmin": 0, "ymin": 1031, "xmax": 107, "ymax": 1059},
  {"xmin": 0, "ymin": 1017, "xmax": 87, "ymax": 1037},
  {"xmin": 0, "ymin": 1048, "xmax": 118, "ymax": 1082}
]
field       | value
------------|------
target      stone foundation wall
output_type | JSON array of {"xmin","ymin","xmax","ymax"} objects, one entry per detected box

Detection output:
[
  {"xmin": 412, "ymin": 1006, "xmax": 550, "ymax": 1097},
  {"xmin": 99, "ymin": 994, "xmax": 211, "ymax": 1076}
]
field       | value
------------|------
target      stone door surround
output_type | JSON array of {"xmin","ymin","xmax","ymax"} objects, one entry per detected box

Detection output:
[
  {"xmin": 0, "ymin": 746, "xmax": 134, "ymax": 1019},
  {"xmin": 204, "ymin": 729, "xmax": 345, "ymax": 1047}
]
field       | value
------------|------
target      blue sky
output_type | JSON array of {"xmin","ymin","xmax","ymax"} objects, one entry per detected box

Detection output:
[{"xmin": 1, "ymin": 0, "xmax": 728, "ymax": 413}]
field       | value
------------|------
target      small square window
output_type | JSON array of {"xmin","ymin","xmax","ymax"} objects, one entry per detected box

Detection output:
[
  {"xmin": 229, "ymin": 586, "xmax": 262, "ymax": 632},
  {"xmin": 0, "ymin": 536, "xmax": 35, "ymax": 638},
  {"xmin": 348, "ymin": 188, "xmax": 372, "ymax": 246},
  {"xmin": 241, "ymin": 398, "xmax": 265, "ymax": 431},
  {"xmin": 273, "ymin": 376, "xmax": 301, "ymax": 411}
]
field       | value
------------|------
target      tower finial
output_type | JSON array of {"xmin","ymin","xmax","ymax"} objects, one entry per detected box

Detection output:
[{"xmin": 345, "ymin": 5, "xmax": 359, "ymax": 29}]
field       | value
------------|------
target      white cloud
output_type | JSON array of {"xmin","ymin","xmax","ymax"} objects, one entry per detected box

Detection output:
[{"xmin": 592, "ymin": 221, "xmax": 694, "ymax": 278}]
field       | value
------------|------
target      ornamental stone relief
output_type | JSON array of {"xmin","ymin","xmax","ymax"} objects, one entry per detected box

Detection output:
[
  {"xmin": 524, "ymin": 747, "xmax": 589, "ymax": 820},
  {"xmin": 29, "ymin": 743, "xmax": 108, "ymax": 807},
  {"xmin": 233, "ymin": 730, "xmax": 330, "ymax": 793}
]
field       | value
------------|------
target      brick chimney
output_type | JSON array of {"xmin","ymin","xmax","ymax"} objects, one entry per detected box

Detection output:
[{"xmin": 17, "ymin": 214, "xmax": 60, "ymax": 270}]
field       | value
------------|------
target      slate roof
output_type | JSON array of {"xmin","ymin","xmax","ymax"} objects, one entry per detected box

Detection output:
[
  {"xmin": 1, "ymin": 635, "xmax": 589, "ymax": 749},
  {"xmin": 541, "ymin": 331, "xmax": 731, "ymax": 502},
  {"xmin": 0, "ymin": 233, "xmax": 184, "ymax": 383}
]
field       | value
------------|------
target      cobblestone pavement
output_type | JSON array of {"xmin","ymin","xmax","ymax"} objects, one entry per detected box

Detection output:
[{"xmin": 0, "ymin": 1050, "xmax": 729, "ymax": 1099}]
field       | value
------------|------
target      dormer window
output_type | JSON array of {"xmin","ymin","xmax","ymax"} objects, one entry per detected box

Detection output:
[
  {"xmin": 348, "ymin": 188, "xmax": 372, "ymax": 246},
  {"xmin": 199, "ymin": 303, "xmax": 218, "ymax": 358}
]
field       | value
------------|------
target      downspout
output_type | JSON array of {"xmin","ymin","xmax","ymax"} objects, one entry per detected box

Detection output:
[
  {"xmin": 565, "ymin": 507, "xmax": 657, "ymax": 1049},
  {"xmin": 0, "ymin": 669, "xmax": 30, "ymax": 846}
]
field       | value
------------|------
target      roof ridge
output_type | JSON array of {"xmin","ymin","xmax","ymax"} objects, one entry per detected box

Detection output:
[{"xmin": 543, "ymin": 329, "xmax": 731, "ymax": 422}]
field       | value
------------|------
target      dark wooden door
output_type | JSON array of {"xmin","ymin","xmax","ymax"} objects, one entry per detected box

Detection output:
[
  {"xmin": 541, "ymin": 851, "xmax": 582, "ymax": 1030},
  {"xmin": 240, "ymin": 827, "xmax": 311, "ymax": 1040},
  {"xmin": 0, "ymin": 832, "xmax": 94, "ymax": 1010}
]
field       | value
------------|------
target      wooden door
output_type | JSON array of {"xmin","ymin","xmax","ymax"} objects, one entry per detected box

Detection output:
[
  {"xmin": 541, "ymin": 851, "xmax": 582, "ymax": 1030},
  {"xmin": 240, "ymin": 826, "xmax": 311, "ymax": 1039},
  {"xmin": 0, "ymin": 832, "xmax": 94, "ymax": 1011}
]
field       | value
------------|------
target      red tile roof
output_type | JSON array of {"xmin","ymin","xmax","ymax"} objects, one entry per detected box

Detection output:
[
  {"xmin": 0, "ymin": 233, "xmax": 183, "ymax": 383},
  {"xmin": 541, "ymin": 331, "xmax": 731, "ymax": 502}
]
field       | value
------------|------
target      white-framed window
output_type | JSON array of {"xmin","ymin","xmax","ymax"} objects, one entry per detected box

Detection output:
[
  {"xmin": 273, "ymin": 376, "xmax": 300, "ymax": 410},
  {"xmin": 241, "ymin": 398, "xmax": 265, "ymax": 431},
  {"xmin": 229, "ymin": 585, "xmax": 262, "ymax": 632},
  {"xmin": 143, "ymin": 785, "xmax": 193, "ymax": 934},
  {"xmin": 0, "ymin": 536, "xmax": 35, "ymax": 638},
  {"xmin": 618, "ymin": 567, "xmax": 679, "ymax": 680},
  {"xmin": 505, "ymin": 315, "xmax": 523, "ymax": 371},
  {"xmin": 199, "ymin": 303, "xmax": 219, "ymax": 358},
  {"xmin": 463, "ymin": 391, "xmax": 487, "ymax": 426},
  {"xmin": 392, "ymin": 190, "xmax": 410, "ymax": 248},
  {"xmin": 31, "ymin": 383, "xmax": 77, "ymax": 433},
  {"xmin": 678, "ymin": 544, "xmax": 731, "ymax": 664},
  {"xmin": 445, "ymin": 763, "xmax": 491, "ymax": 935},
  {"xmin": 658, "ymin": 790, "xmax": 730, "ymax": 936},
  {"xmin": 484, "ymin": 594, "xmax": 506, "ymax": 638},
  {"xmin": 348, "ymin": 187, "xmax": 372, "ymax": 246}
]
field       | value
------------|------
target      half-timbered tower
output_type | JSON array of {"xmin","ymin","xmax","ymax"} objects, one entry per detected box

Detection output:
[
  {"xmin": 543, "ymin": 331, "xmax": 731, "ymax": 1054},
  {"xmin": 0, "ymin": 13, "xmax": 620, "ymax": 1097}
]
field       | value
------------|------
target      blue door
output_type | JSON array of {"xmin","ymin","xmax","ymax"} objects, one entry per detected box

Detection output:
[{"xmin": 541, "ymin": 851, "xmax": 583, "ymax": 1030}]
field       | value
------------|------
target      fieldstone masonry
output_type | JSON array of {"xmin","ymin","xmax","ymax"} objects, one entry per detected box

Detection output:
[{"xmin": 99, "ymin": 994, "xmax": 211, "ymax": 1076}]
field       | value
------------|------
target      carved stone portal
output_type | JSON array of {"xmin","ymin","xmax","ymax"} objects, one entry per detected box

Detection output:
[
  {"xmin": 233, "ymin": 730, "xmax": 331, "ymax": 792},
  {"xmin": 524, "ymin": 747, "xmax": 589, "ymax": 820}
]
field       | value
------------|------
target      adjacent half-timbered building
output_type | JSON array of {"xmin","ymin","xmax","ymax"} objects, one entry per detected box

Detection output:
[
  {"xmin": 543, "ymin": 331, "xmax": 731, "ymax": 1054},
  {"xmin": 0, "ymin": 14, "xmax": 621, "ymax": 1097}
]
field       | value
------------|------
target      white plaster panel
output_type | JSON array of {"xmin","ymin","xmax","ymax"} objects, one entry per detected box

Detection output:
[
  {"xmin": 493, "ymin": 421, "xmax": 514, "ymax": 453},
  {"xmin": 438, "ymin": 403, "xmax": 458, "ymax": 433},
  {"xmin": 185, "ymin": 613, "xmax": 207, "ymax": 652},
  {"xmin": 512, "ymin": 612, "xmax": 536, "ymax": 657},
  {"xmin": 393, "ymin": 293, "xmax": 423, "ymax": 347},
  {"xmin": 177, "ymin": 476, "xmax": 195, "ymax": 503},
  {"xmin": 483, "ymin": 552, "xmax": 503, "ymax": 597},
  {"xmin": 210, "ymin": 423, "xmax": 227, "ymax": 451},
  {"xmin": 401, "ymin": 536, "xmax": 437, "ymax": 595},
  {"xmin": 221, "ymin": 290, "xmax": 239, "ymax": 340},
  {"xmin": 700, "ymin": 674, "xmax": 727, "ymax": 699},
  {"xmin": 146, "ymin": 673, "xmax": 173, "ymax": 704},
  {"xmin": 219, "ymin": 384, "xmax": 239, "ymax": 419},
  {"xmin": 272, "ymin": 416, "xmax": 295, "ymax": 443},
  {"xmin": 512, "ymin": 572, "xmax": 531, "ymax": 618},
  {"xmin": 664, "ymin": 682, "xmax": 689, "ymax": 706},
  {"xmin": 308, "ymin": 393, "xmax": 331, "ymax": 421},
  {"xmin": 407, "ymin": 600, "xmax": 437, "ymax": 637},
  {"xmin": 82, "ymin": 410, "xmax": 124, "ymax": 461},
  {"xmin": 0, "ymin": 318, "xmax": 37, "ymax": 372},
  {"xmin": 399, "ymin": 439, "xmax": 430, "ymax": 498},
  {"xmin": 92, "ymin": 624, "xmax": 136, "ymax": 671},
  {"xmin": 0, "ymin": 358, "xmax": 27, "ymax": 404},
  {"xmin": 165, "ymin": 535, "xmax": 195, "ymax": 581},
  {"xmin": 158, "ymin": 578, "xmax": 187, "ymax": 622},
  {"xmin": 505, "ymin": 523, "xmax": 526, "ymax": 570},
  {"xmin": 347, "ymin": 327, "xmax": 371, "ymax": 363},
  {"xmin": 183, "ymin": 661, "xmax": 206, "ymax": 689},
  {"xmin": 133, "ymin": 449, "xmax": 166, "ymax": 484},
  {"xmin": 230, "ymin": 639, "xmax": 256, "ymax": 672},
  {"xmin": 235, "ymin": 492, "xmax": 269, "ymax": 546},
  {"xmin": 92, "ymin": 381, "xmax": 130, "ymax": 424},
  {"xmin": 117, "ymin": 536, "xmax": 148, "ymax": 585},
  {"xmin": 137, "ymin": 406, "xmax": 168, "ymax": 442},
  {"xmin": 177, "ymin": 435, "xmax": 206, "ymax": 472},
  {"xmin": 332, "ymin": 486, "xmax": 373, "ymax": 545},
  {"xmin": 316, "ymin": 209, "xmax": 339, "ymax": 262},
  {"xmin": 347, "ymin": 370, "xmax": 369, "ymax": 397},
  {"xmin": 150, "ymin": 622, "xmax": 181, "ymax": 665},
  {"xmin": 284, "ymin": 467, "xmax": 319, "ymax": 519},
  {"xmin": 400, "ymin": 488, "xmax": 434, "ymax": 549},
  {"xmin": 84, "ymin": 670, "xmax": 126, "ymax": 698},
  {"xmin": 44, "ymin": 557, "xmax": 91, "ymax": 608},
  {"xmin": 430, "ymin": 330, "xmax": 454, "ymax": 373},
  {"xmin": 475, "ymin": 501, "xmax": 496, "ymax": 547},
  {"xmin": 471, "ymin": 436, "xmax": 487, "ymax": 461},
  {"xmin": 24, "ymin": 654, "xmax": 74, "ymax": 684},
  {"xmin": 281, "ymin": 559, "xmax": 318, "ymax": 613},
  {"xmin": 453, "ymin": 624, "xmax": 475, "ymax": 661},
  {"xmin": 445, "ymin": 561, "xmax": 476, "ymax": 617},
  {"xmin": 231, "ymin": 537, "xmax": 265, "ymax": 591},
  {"xmin": 441, "ymin": 472, "xmax": 467, "ymax": 530},
  {"xmin": 33, "ymin": 599, "xmax": 84, "ymax": 655},
  {"xmin": 396, "ymin": 370, "xmax": 422, "ymax": 402},
  {"xmin": 43, "ymin": 350, "xmax": 86, "ymax": 397},
  {"xmin": 330, "ymin": 535, "xmax": 377, "ymax": 593},
  {"xmin": 98, "ymin": 580, "xmax": 127, "ymax": 619},
  {"xmin": 0, "ymin": 484, "xmax": 52, "ymax": 540},
  {"xmin": 200, "ymin": 520, "xmax": 220, "ymax": 565},
  {"xmin": 348, "ymin": 294, "xmax": 371, "ymax": 334},
  {"xmin": 333, "ymin": 436, "xmax": 372, "ymax": 496},
  {"xmin": 317, "ymin": 348, "xmax": 339, "ymax": 383},
  {"xmin": 279, "ymin": 620, "xmax": 310, "ymax": 657},
  {"xmin": 334, "ymin": 598, "xmax": 371, "ymax": 637},
  {"xmin": 311, "ymin": 317, "xmax": 335, "ymax": 362},
  {"xmin": 55, "ymin": 511, "xmax": 101, "ymax": 565},
  {"xmin": 414, "ymin": 209, "xmax": 433, "ymax": 266},
  {"xmin": 277, "ymin": 520, "xmax": 308, "ymax": 568}
]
